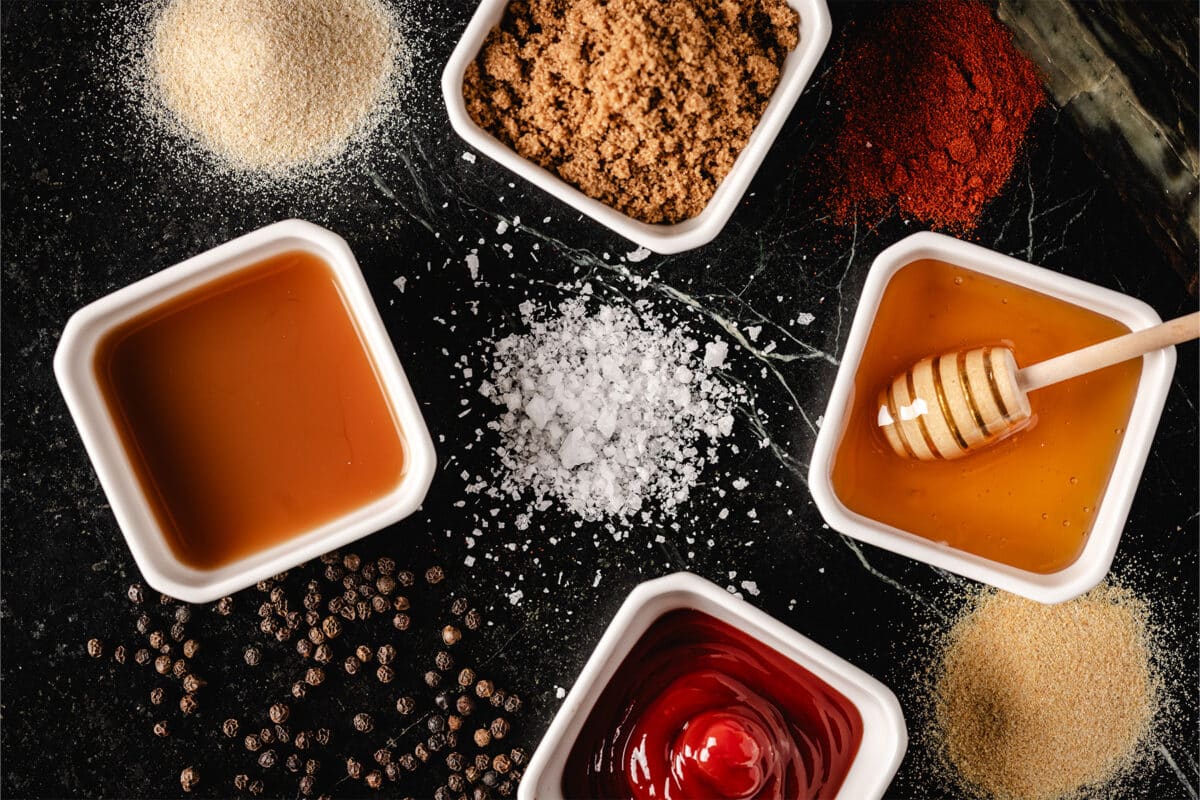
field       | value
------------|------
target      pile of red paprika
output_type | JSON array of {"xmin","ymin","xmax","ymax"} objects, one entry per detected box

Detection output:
[{"xmin": 822, "ymin": 0, "xmax": 1046, "ymax": 229}]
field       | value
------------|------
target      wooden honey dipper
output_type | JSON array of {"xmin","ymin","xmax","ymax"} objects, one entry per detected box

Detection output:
[{"xmin": 878, "ymin": 311, "xmax": 1200, "ymax": 461}]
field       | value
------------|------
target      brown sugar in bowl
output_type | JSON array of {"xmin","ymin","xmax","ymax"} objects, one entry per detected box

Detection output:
[{"xmin": 442, "ymin": 0, "xmax": 832, "ymax": 254}]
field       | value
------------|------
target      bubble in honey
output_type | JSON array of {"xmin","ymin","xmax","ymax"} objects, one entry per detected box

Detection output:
[
  {"xmin": 1069, "ymin": 476, "xmax": 1079, "ymax": 485},
  {"xmin": 1041, "ymin": 512, "xmax": 1049, "ymax": 520},
  {"xmin": 954, "ymin": 276, "xmax": 964, "ymax": 285},
  {"xmin": 1083, "ymin": 506, "xmax": 1091, "ymax": 514},
  {"xmin": 1062, "ymin": 520, "xmax": 1071, "ymax": 527}
]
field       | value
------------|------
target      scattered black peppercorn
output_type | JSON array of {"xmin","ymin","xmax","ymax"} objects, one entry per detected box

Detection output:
[
  {"xmin": 159, "ymin": 593, "xmax": 175, "ymax": 605},
  {"xmin": 434, "ymin": 691, "xmax": 451, "ymax": 711},
  {"xmin": 457, "ymin": 668, "xmax": 476, "ymax": 687},
  {"xmin": 150, "ymin": 687, "xmax": 165, "ymax": 705},
  {"xmin": 428, "ymin": 715, "xmax": 447, "ymax": 733},
  {"xmin": 396, "ymin": 696, "xmax": 416, "ymax": 715},
  {"xmin": 174, "ymin": 605, "xmax": 192, "ymax": 624},
  {"xmin": 371, "ymin": 595, "xmax": 389, "ymax": 614},
  {"xmin": 396, "ymin": 570, "xmax": 415, "ymax": 588},
  {"xmin": 260, "ymin": 726, "xmax": 275, "ymax": 744},
  {"xmin": 322, "ymin": 616, "xmax": 342, "ymax": 639},
  {"xmin": 509, "ymin": 747, "xmax": 527, "ymax": 766},
  {"xmin": 354, "ymin": 644, "xmax": 373, "ymax": 662},
  {"xmin": 374, "ymin": 748, "xmax": 392, "ymax": 765},
  {"xmin": 136, "ymin": 614, "xmax": 152, "ymax": 634},
  {"xmin": 473, "ymin": 728, "xmax": 491, "ymax": 747},
  {"xmin": 355, "ymin": 599, "xmax": 372, "ymax": 619},
  {"xmin": 299, "ymin": 775, "xmax": 316, "ymax": 796},
  {"xmin": 490, "ymin": 718, "xmax": 510, "ymax": 740},
  {"xmin": 313, "ymin": 643, "xmax": 333, "ymax": 664},
  {"xmin": 182, "ymin": 673, "xmax": 205, "ymax": 693},
  {"xmin": 353, "ymin": 712, "xmax": 374, "ymax": 732},
  {"xmin": 475, "ymin": 680, "xmax": 494, "ymax": 698},
  {"xmin": 135, "ymin": 648, "xmax": 151, "ymax": 666},
  {"xmin": 425, "ymin": 670, "xmax": 442, "ymax": 688},
  {"xmin": 464, "ymin": 765, "xmax": 481, "ymax": 784},
  {"xmin": 343, "ymin": 553, "xmax": 361, "ymax": 572},
  {"xmin": 344, "ymin": 656, "xmax": 360, "ymax": 675},
  {"xmin": 374, "ymin": 644, "xmax": 395, "ymax": 665},
  {"xmin": 482, "ymin": 770, "xmax": 499, "ymax": 788},
  {"xmin": 434, "ymin": 786, "xmax": 453, "ymax": 800},
  {"xmin": 305, "ymin": 758, "xmax": 320, "ymax": 775},
  {"xmin": 169, "ymin": 622, "xmax": 187, "ymax": 641},
  {"xmin": 504, "ymin": 694, "xmax": 522, "ymax": 714},
  {"xmin": 447, "ymin": 714, "xmax": 463, "ymax": 732},
  {"xmin": 245, "ymin": 734, "xmax": 262, "ymax": 752},
  {"xmin": 258, "ymin": 749, "xmax": 278, "ymax": 769},
  {"xmin": 154, "ymin": 655, "xmax": 172, "ymax": 675},
  {"xmin": 215, "ymin": 596, "xmax": 233, "ymax": 615},
  {"xmin": 451, "ymin": 597, "xmax": 470, "ymax": 616},
  {"xmin": 179, "ymin": 694, "xmax": 199, "ymax": 714},
  {"xmin": 456, "ymin": 695, "xmax": 476, "ymax": 715},
  {"xmin": 292, "ymin": 681, "xmax": 308, "ymax": 699},
  {"xmin": 182, "ymin": 639, "xmax": 199, "ymax": 658},
  {"xmin": 346, "ymin": 757, "xmax": 363, "ymax": 779},
  {"xmin": 305, "ymin": 667, "xmax": 325, "ymax": 686},
  {"xmin": 425, "ymin": 566, "xmax": 445, "ymax": 584},
  {"xmin": 365, "ymin": 771, "xmax": 383, "ymax": 790},
  {"xmin": 307, "ymin": 626, "xmax": 326, "ymax": 645},
  {"xmin": 294, "ymin": 730, "xmax": 311, "ymax": 750},
  {"xmin": 244, "ymin": 646, "xmax": 261, "ymax": 666},
  {"xmin": 316, "ymin": 728, "xmax": 332, "ymax": 746},
  {"xmin": 442, "ymin": 625, "xmax": 462, "ymax": 646},
  {"xmin": 297, "ymin": 638, "xmax": 314, "ymax": 658},
  {"xmin": 393, "ymin": 613, "xmax": 411, "ymax": 631},
  {"xmin": 376, "ymin": 664, "xmax": 395, "ymax": 683},
  {"xmin": 324, "ymin": 565, "xmax": 344, "ymax": 583},
  {"xmin": 375, "ymin": 575, "xmax": 396, "ymax": 596},
  {"xmin": 448, "ymin": 773, "xmax": 466, "ymax": 793},
  {"xmin": 234, "ymin": 774, "xmax": 249, "ymax": 791},
  {"xmin": 269, "ymin": 702, "xmax": 290, "ymax": 724},
  {"xmin": 398, "ymin": 753, "xmax": 418, "ymax": 772},
  {"xmin": 492, "ymin": 754, "xmax": 511, "ymax": 774},
  {"xmin": 286, "ymin": 753, "xmax": 302, "ymax": 773},
  {"xmin": 179, "ymin": 766, "xmax": 199, "ymax": 792},
  {"xmin": 385, "ymin": 762, "xmax": 401, "ymax": 782},
  {"xmin": 497, "ymin": 779, "xmax": 515, "ymax": 797},
  {"xmin": 435, "ymin": 650, "xmax": 454, "ymax": 671},
  {"xmin": 222, "ymin": 718, "xmax": 239, "ymax": 738},
  {"xmin": 275, "ymin": 723, "xmax": 291, "ymax": 744},
  {"xmin": 464, "ymin": 609, "xmax": 482, "ymax": 630},
  {"xmin": 249, "ymin": 779, "xmax": 264, "ymax": 795},
  {"xmin": 446, "ymin": 752, "xmax": 465, "ymax": 772},
  {"xmin": 258, "ymin": 602, "xmax": 273, "ymax": 619},
  {"xmin": 127, "ymin": 583, "xmax": 144, "ymax": 604},
  {"xmin": 489, "ymin": 690, "xmax": 507, "ymax": 709},
  {"xmin": 376, "ymin": 557, "xmax": 395, "ymax": 575},
  {"xmin": 414, "ymin": 743, "xmax": 431, "ymax": 763},
  {"xmin": 149, "ymin": 630, "xmax": 165, "ymax": 649},
  {"xmin": 427, "ymin": 733, "xmax": 447, "ymax": 752},
  {"xmin": 153, "ymin": 720, "xmax": 169, "ymax": 737},
  {"xmin": 172, "ymin": 658, "xmax": 188, "ymax": 678}
]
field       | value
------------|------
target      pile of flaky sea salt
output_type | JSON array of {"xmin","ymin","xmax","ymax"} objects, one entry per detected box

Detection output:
[{"xmin": 477, "ymin": 290, "xmax": 737, "ymax": 522}]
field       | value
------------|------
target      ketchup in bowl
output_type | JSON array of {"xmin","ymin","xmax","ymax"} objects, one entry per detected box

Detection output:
[{"xmin": 562, "ymin": 610, "xmax": 863, "ymax": 800}]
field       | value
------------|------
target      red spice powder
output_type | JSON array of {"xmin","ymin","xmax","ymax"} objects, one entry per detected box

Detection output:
[{"xmin": 824, "ymin": 0, "xmax": 1045, "ymax": 229}]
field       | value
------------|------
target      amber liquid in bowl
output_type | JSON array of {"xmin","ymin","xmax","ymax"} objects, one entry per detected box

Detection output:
[
  {"xmin": 95, "ymin": 250, "xmax": 406, "ymax": 570},
  {"xmin": 831, "ymin": 259, "xmax": 1141, "ymax": 574}
]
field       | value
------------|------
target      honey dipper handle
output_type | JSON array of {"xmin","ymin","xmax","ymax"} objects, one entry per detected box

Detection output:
[{"xmin": 1017, "ymin": 310, "xmax": 1200, "ymax": 393}]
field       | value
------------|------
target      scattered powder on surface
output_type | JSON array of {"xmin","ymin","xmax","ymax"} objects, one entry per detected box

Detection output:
[
  {"xmin": 138, "ymin": 0, "xmax": 405, "ymax": 174},
  {"xmin": 822, "ymin": 0, "xmax": 1044, "ymax": 229},
  {"xmin": 476, "ymin": 292, "xmax": 737, "ymax": 521},
  {"xmin": 463, "ymin": 0, "xmax": 800, "ymax": 224},
  {"xmin": 930, "ymin": 585, "xmax": 1161, "ymax": 800}
]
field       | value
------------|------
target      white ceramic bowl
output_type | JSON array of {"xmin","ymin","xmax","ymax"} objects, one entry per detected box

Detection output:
[
  {"xmin": 809, "ymin": 232, "xmax": 1175, "ymax": 604},
  {"xmin": 442, "ymin": 0, "xmax": 832, "ymax": 255},
  {"xmin": 54, "ymin": 220, "xmax": 437, "ymax": 603},
  {"xmin": 519, "ymin": 572, "xmax": 907, "ymax": 800}
]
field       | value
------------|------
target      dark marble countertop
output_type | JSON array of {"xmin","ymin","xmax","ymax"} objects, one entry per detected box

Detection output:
[{"xmin": 2, "ymin": 1, "xmax": 1196, "ymax": 798}]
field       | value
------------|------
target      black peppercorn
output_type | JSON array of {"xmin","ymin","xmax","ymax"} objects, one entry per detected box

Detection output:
[
  {"xmin": 425, "ymin": 670, "xmax": 442, "ymax": 688},
  {"xmin": 305, "ymin": 609, "xmax": 320, "ymax": 627},
  {"xmin": 315, "ymin": 728, "xmax": 332, "ymax": 746},
  {"xmin": 270, "ymin": 586, "xmax": 286, "ymax": 606},
  {"xmin": 474, "ymin": 754, "xmax": 491, "ymax": 772},
  {"xmin": 504, "ymin": 694, "xmax": 522, "ymax": 714},
  {"xmin": 497, "ymin": 779, "xmax": 514, "ymax": 797},
  {"xmin": 343, "ymin": 553, "xmax": 361, "ymax": 572},
  {"xmin": 320, "ymin": 552, "xmax": 339, "ymax": 565},
  {"xmin": 344, "ymin": 656, "xmax": 360, "ymax": 675},
  {"xmin": 134, "ymin": 648, "xmax": 151, "ymax": 666},
  {"xmin": 443, "ymin": 626, "xmax": 463, "ymax": 647},
  {"xmin": 509, "ymin": 747, "xmax": 527, "ymax": 766},
  {"xmin": 448, "ymin": 774, "xmax": 466, "ymax": 793},
  {"xmin": 464, "ymin": 609, "xmax": 482, "ymax": 630},
  {"xmin": 215, "ymin": 596, "xmax": 233, "ymax": 615},
  {"xmin": 414, "ymin": 743, "xmax": 430, "ymax": 763},
  {"xmin": 456, "ymin": 695, "xmax": 476, "ymax": 715},
  {"xmin": 249, "ymin": 779, "xmax": 264, "ymax": 795},
  {"xmin": 127, "ymin": 583, "xmax": 144, "ymax": 604},
  {"xmin": 260, "ymin": 617, "xmax": 278, "ymax": 635},
  {"xmin": 269, "ymin": 702, "xmax": 289, "ymax": 724},
  {"xmin": 245, "ymin": 733, "xmax": 262, "ymax": 752},
  {"xmin": 294, "ymin": 730, "xmax": 310, "ymax": 750},
  {"xmin": 305, "ymin": 666, "xmax": 325, "ymax": 686},
  {"xmin": 136, "ymin": 614, "xmax": 152, "ymax": 634},
  {"xmin": 112, "ymin": 644, "xmax": 127, "ymax": 664},
  {"xmin": 274, "ymin": 626, "xmax": 291, "ymax": 643},
  {"xmin": 425, "ymin": 566, "xmax": 445, "ymax": 584},
  {"xmin": 324, "ymin": 565, "xmax": 344, "ymax": 583},
  {"xmin": 182, "ymin": 639, "xmax": 199, "ymax": 658},
  {"xmin": 286, "ymin": 753, "xmax": 302, "ymax": 773},
  {"xmin": 396, "ymin": 570, "xmax": 415, "ymax": 588},
  {"xmin": 365, "ymin": 771, "xmax": 383, "ymax": 790},
  {"xmin": 234, "ymin": 774, "xmax": 249, "ymax": 791},
  {"xmin": 153, "ymin": 720, "xmax": 169, "ymax": 737},
  {"xmin": 222, "ymin": 718, "xmax": 238, "ymax": 738},
  {"xmin": 292, "ymin": 681, "xmax": 308, "ymax": 699},
  {"xmin": 297, "ymin": 638, "xmax": 314, "ymax": 658},
  {"xmin": 427, "ymin": 733, "xmax": 447, "ymax": 752},
  {"xmin": 307, "ymin": 626, "xmax": 326, "ymax": 645},
  {"xmin": 356, "ymin": 599, "xmax": 372, "ymax": 619},
  {"xmin": 353, "ymin": 712, "xmax": 374, "ymax": 732},
  {"xmin": 172, "ymin": 658, "xmax": 188, "ymax": 678},
  {"xmin": 375, "ymin": 575, "xmax": 396, "ymax": 596},
  {"xmin": 393, "ymin": 613, "xmax": 411, "ymax": 631},
  {"xmin": 376, "ymin": 664, "xmax": 395, "ymax": 683},
  {"xmin": 149, "ymin": 687, "xmax": 165, "ymax": 705},
  {"xmin": 314, "ymin": 643, "xmax": 333, "ymax": 664},
  {"xmin": 321, "ymin": 616, "xmax": 342, "ymax": 639},
  {"xmin": 396, "ymin": 695, "xmax": 416, "ymax": 714},
  {"xmin": 446, "ymin": 752, "xmax": 465, "ymax": 772},
  {"xmin": 385, "ymin": 762, "xmax": 400, "ymax": 782},
  {"xmin": 256, "ymin": 580, "xmax": 274, "ymax": 593},
  {"xmin": 260, "ymin": 726, "xmax": 275, "ymax": 744},
  {"xmin": 160, "ymin": 593, "xmax": 175, "ymax": 605},
  {"xmin": 473, "ymin": 728, "xmax": 491, "ymax": 747},
  {"xmin": 258, "ymin": 602, "xmax": 272, "ymax": 618},
  {"xmin": 179, "ymin": 766, "xmax": 199, "ymax": 792},
  {"xmin": 148, "ymin": 631, "xmax": 165, "ymax": 649},
  {"xmin": 492, "ymin": 754, "xmax": 511, "ymax": 774},
  {"xmin": 182, "ymin": 673, "xmax": 205, "ymax": 693},
  {"xmin": 374, "ymin": 748, "xmax": 392, "ymax": 765},
  {"xmin": 435, "ymin": 650, "xmax": 454, "ymax": 671},
  {"xmin": 174, "ymin": 605, "xmax": 192, "ymax": 624},
  {"xmin": 427, "ymin": 715, "xmax": 447, "ymax": 733},
  {"xmin": 376, "ymin": 557, "xmax": 395, "ymax": 575},
  {"xmin": 275, "ymin": 723, "xmax": 291, "ymax": 744},
  {"xmin": 482, "ymin": 770, "xmax": 499, "ymax": 788},
  {"xmin": 305, "ymin": 758, "xmax": 320, "ymax": 775},
  {"xmin": 475, "ymin": 680, "xmax": 494, "ymax": 698},
  {"xmin": 448, "ymin": 714, "xmax": 463, "ymax": 732},
  {"xmin": 464, "ymin": 765, "xmax": 481, "ymax": 784},
  {"xmin": 258, "ymin": 749, "xmax": 277, "ymax": 769},
  {"xmin": 346, "ymin": 757, "xmax": 363, "ymax": 779},
  {"xmin": 490, "ymin": 718, "xmax": 510, "ymax": 740},
  {"xmin": 398, "ymin": 753, "xmax": 417, "ymax": 771},
  {"xmin": 489, "ymin": 690, "xmax": 507, "ymax": 709},
  {"xmin": 244, "ymin": 646, "xmax": 261, "ymax": 666},
  {"xmin": 434, "ymin": 787, "xmax": 453, "ymax": 800},
  {"xmin": 299, "ymin": 775, "xmax": 316, "ymax": 796},
  {"xmin": 154, "ymin": 654, "xmax": 172, "ymax": 675},
  {"xmin": 361, "ymin": 563, "xmax": 377, "ymax": 582},
  {"xmin": 369, "ymin": 595, "xmax": 387, "ymax": 614}
]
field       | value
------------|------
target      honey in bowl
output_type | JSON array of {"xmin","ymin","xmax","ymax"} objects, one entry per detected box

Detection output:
[
  {"xmin": 831, "ymin": 259, "xmax": 1141, "ymax": 574},
  {"xmin": 94, "ymin": 249, "xmax": 406, "ymax": 570}
]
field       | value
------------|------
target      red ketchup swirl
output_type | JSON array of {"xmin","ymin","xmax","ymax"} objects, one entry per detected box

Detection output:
[{"xmin": 563, "ymin": 610, "xmax": 863, "ymax": 800}]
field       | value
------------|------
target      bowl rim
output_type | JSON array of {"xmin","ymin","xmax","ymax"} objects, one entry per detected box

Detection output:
[
  {"xmin": 53, "ymin": 219, "xmax": 437, "ymax": 603},
  {"xmin": 440, "ymin": 0, "xmax": 832, "ymax": 255},
  {"xmin": 808, "ymin": 231, "xmax": 1176, "ymax": 604},
  {"xmin": 518, "ymin": 571, "xmax": 908, "ymax": 800}
]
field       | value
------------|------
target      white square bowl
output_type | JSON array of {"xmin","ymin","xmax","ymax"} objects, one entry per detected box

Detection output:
[
  {"xmin": 54, "ymin": 220, "xmax": 437, "ymax": 603},
  {"xmin": 442, "ymin": 0, "xmax": 832, "ymax": 255},
  {"xmin": 809, "ymin": 232, "xmax": 1175, "ymax": 604},
  {"xmin": 519, "ymin": 572, "xmax": 907, "ymax": 800}
]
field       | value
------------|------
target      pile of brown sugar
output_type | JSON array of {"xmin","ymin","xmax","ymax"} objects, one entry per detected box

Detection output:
[
  {"xmin": 463, "ymin": 0, "xmax": 800, "ymax": 224},
  {"xmin": 930, "ymin": 585, "xmax": 1161, "ymax": 800}
]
